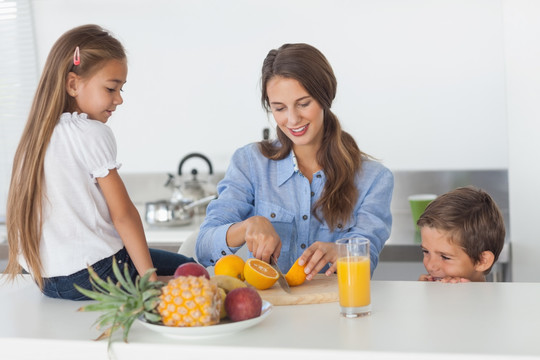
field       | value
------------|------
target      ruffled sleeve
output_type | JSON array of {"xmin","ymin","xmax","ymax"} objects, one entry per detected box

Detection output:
[{"xmin": 80, "ymin": 120, "xmax": 122, "ymax": 182}]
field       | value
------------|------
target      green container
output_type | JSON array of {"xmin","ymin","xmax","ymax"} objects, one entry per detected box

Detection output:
[{"xmin": 408, "ymin": 194, "xmax": 437, "ymax": 229}]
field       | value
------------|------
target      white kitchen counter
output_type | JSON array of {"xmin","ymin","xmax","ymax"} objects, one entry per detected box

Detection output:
[{"xmin": 1, "ymin": 275, "xmax": 538, "ymax": 360}]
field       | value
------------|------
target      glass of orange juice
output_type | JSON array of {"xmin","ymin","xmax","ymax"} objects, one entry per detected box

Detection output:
[{"xmin": 336, "ymin": 237, "xmax": 371, "ymax": 317}]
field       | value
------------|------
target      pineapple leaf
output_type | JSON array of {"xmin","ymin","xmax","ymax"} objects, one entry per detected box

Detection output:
[
  {"xmin": 74, "ymin": 284, "xmax": 124, "ymax": 303},
  {"xmin": 122, "ymin": 315, "xmax": 138, "ymax": 343},
  {"xmin": 94, "ymin": 311, "xmax": 119, "ymax": 329},
  {"xmin": 86, "ymin": 265, "xmax": 115, "ymax": 294},
  {"xmin": 111, "ymin": 258, "xmax": 135, "ymax": 295},
  {"xmin": 143, "ymin": 311, "xmax": 161, "ymax": 323},
  {"xmin": 144, "ymin": 297, "xmax": 161, "ymax": 312},
  {"xmin": 137, "ymin": 268, "xmax": 154, "ymax": 291},
  {"xmin": 75, "ymin": 260, "xmax": 165, "ymax": 345},
  {"xmin": 105, "ymin": 277, "xmax": 131, "ymax": 298},
  {"xmin": 122, "ymin": 261, "xmax": 138, "ymax": 294},
  {"xmin": 94, "ymin": 327, "xmax": 112, "ymax": 341},
  {"xmin": 78, "ymin": 301, "xmax": 126, "ymax": 313},
  {"xmin": 142, "ymin": 288, "xmax": 161, "ymax": 302},
  {"xmin": 73, "ymin": 284, "xmax": 126, "ymax": 304}
]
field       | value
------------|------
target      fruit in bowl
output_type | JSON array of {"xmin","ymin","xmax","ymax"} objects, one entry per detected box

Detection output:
[
  {"xmin": 174, "ymin": 262, "xmax": 210, "ymax": 279},
  {"xmin": 225, "ymin": 287, "xmax": 263, "ymax": 322},
  {"xmin": 75, "ymin": 258, "xmax": 221, "ymax": 344},
  {"xmin": 214, "ymin": 254, "xmax": 245, "ymax": 280}
]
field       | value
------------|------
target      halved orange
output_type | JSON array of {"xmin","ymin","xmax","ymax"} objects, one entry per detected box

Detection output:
[
  {"xmin": 243, "ymin": 258, "xmax": 279, "ymax": 290},
  {"xmin": 285, "ymin": 257, "xmax": 307, "ymax": 287}
]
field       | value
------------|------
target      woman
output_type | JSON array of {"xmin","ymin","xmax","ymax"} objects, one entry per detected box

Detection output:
[{"xmin": 196, "ymin": 43, "xmax": 393, "ymax": 280}]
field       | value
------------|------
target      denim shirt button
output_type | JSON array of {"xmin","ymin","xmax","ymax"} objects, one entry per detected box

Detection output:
[
  {"xmin": 301, "ymin": 243, "xmax": 306, "ymax": 249},
  {"xmin": 210, "ymin": 259, "xmax": 215, "ymax": 264},
  {"xmin": 316, "ymin": 174, "xmax": 322, "ymax": 178},
  {"xmin": 311, "ymin": 191, "xmax": 314, "ymax": 197},
  {"xmin": 270, "ymin": 212, "xmax": 276, "ymax": 218},
  {"xmin": 221, "ymin": 250, "xmax": 226, "ymax": 256},
  {"xmin": 302, "ymin": 215, "xmax": 308, "ymax": 220},
  {"xmin": 337, "ymin": 223, "xmax": 343, "ymax": 229}
]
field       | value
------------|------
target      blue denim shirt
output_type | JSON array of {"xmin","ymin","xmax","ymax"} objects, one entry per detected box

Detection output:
[{"xmin": 196, "ymin": 143, "xmax": 394, "ymax": 275}]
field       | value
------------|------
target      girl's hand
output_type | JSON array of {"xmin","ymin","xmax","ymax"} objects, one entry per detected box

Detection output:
[
  {"xmin": 243, "ymin": 216, "xmax": 282, "ymax": 264},
  {"xmin": 418, "ymin": 274, "xmax": 436, "ymax": 281},
  {"xmin": 298, "ymin": 242, "xmax": 338, "ymax": 280}
]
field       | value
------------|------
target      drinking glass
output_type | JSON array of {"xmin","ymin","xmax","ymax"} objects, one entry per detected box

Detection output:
[{"xmin": 336, "ymin": 237, "xmax": 371, "ymax": 318}]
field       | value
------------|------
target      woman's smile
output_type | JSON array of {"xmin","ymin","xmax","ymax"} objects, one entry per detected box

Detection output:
[{"xmin": 289, "ymin": 124, "xmax": 309, "ymax": 136}]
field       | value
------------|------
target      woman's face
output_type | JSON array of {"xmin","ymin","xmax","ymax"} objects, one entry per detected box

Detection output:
[{"xmin": 266, "ymin": 76, "xmax": 324, "ymax": 151}]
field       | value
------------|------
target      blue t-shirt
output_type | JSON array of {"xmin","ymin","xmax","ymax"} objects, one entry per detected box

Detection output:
[{"xmin": 196, "ymin": 142, "xmax": 394, "ymax": 275}]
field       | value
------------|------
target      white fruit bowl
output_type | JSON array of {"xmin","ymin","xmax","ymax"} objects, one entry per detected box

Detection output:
[{"xmin": 137, "ymin": 300, "xmax": 272, "ymax": 339}]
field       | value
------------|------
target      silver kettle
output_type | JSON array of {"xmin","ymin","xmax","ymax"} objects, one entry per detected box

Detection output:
[{"xmin": 166, "ymin": 153, "xmax": 216, "ymax": 213}]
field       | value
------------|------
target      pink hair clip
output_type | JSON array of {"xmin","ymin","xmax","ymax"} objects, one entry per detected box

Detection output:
[{"xmin": 73, "ymin": 46, "xmax": 80, "ymax": 66}]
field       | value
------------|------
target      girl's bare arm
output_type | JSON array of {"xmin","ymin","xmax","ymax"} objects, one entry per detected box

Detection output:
[{"xmin": 97, "ymin": 169, "xmax": 157, "ymax": 281}]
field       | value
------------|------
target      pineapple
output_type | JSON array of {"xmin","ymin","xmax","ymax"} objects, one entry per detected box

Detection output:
[
  {"xmin": 158, "ymin": 276, "xmax": 221, "ymax": 327},
  {"xmin": 75, "ymin": 258, "xmax": 221, "ymax": 345}
]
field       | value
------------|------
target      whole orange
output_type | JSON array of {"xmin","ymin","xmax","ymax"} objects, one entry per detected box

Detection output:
[
  {"xmin": 243, "ymin": 258, "xmax": 279, "ymax": 290},
  {"xmin": 285, "ymin": 257, "xmax": 307, "ymax": 286},
  {"xmin": 214, "ymin": 254, "xmax": 245, "ymax": 281}
]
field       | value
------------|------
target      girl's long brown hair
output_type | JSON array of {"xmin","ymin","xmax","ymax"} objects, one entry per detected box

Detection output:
[
  {"xmin": 5, "ymin": 24, "xmax": 126, "ymax": 288},
  {"xmin": 259, "ymin": 43, "xmax": 368, "ymax": 230}
]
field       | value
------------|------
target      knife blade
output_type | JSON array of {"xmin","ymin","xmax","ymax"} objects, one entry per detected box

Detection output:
[{"xmin": 270, "ymin": 255, "xmax": 291, "ymax": 293}]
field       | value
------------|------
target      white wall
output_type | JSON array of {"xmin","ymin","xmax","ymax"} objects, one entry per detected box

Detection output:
[
  {"xmin": 503, "ymin": 0, "xmax": 540, "ymax": 282},
  {"xmin": 9, "ymin": 0, "xmax": 540, "ymax": 281},
  {"xmin": 29, "ymin": 0, "xmax": 508, "ymax": 174}
]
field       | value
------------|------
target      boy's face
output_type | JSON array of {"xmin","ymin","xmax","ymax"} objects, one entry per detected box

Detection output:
[{"xmin": 420, "ymin": 227, "xmax": 485, "ymax": 282}]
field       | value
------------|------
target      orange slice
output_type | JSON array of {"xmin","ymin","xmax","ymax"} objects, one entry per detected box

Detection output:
[
  {"xmin": 215, "ymin": 254, "xmax": 245, "ymax": 281},
  {"xmin": 285, "ymin": 257, "xmax": 307, "ymax": 287},
  {"xmin": 243, "ymin": 258, "xmax": 279, "ymax": 290}
]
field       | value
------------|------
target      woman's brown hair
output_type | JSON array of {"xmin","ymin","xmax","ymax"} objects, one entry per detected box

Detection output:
[
  {"xmin": 259, "ymin": 43, "xmax": 368, "ymax": 230},
  {"xmin": 5, "ymin": 24, "xmax": 126, "ymax": 288}
]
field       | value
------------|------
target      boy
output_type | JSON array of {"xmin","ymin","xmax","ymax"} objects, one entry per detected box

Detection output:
[{"xmin": 417, "ymin": 186, "xmax": 505, "ymax": 282}]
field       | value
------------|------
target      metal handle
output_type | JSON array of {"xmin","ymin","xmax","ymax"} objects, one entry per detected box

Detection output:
[
  {"xmin": 183, "ymin": 195, "xmax": 217, "ymax": 210},
  {"xmin": 178, "ymin": 153, "xmax": 213, "ymax": 176}
]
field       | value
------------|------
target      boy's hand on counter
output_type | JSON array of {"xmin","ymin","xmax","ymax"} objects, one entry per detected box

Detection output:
[
  {"xmin": 418, "ymin": 274, "xmax": 435, "ymax": 281},
  {"xmin": 438, "ymin": 276, "xmax": 470, "ymax": 283},
  {"xmin": 419, "ymin": 274, "xmax": 470, "ymax": 283}
]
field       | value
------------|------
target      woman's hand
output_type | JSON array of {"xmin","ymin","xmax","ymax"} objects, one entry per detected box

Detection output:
[
  {"xmin": 298, "ymin": 241, "xmax": 338, "ymax": 280},
  {"xmin": 242, "ymin": 216, "xmax": 282, "ymax": 263}
]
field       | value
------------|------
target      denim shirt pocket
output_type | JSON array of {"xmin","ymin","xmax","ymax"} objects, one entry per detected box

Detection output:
[
  {"xmin": 319, "ymin": 215, "xmax": 357, "ymax": 241},
  {"xmin": 255, "ymin": 200, "xmax": 295, "ymax": 255}
]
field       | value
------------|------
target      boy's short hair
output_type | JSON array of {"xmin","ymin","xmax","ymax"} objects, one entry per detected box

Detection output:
[{"xmin": 417, "ymin": 186, "xmax": 506, "ymax": 274}]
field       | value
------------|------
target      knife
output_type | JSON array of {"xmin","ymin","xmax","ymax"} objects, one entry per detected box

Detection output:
[{"xmin": 270, "ymin": 255, "xmax": 291, "ymax": 293}]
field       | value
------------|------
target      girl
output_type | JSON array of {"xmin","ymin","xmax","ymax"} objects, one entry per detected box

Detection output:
[
  {"xmin": 196, "ymin": 43, "xmax": 394, "ymax": 280},
  {"xmin": 5, "ymin": 24, "xmax": 194, "ymax": 300}
]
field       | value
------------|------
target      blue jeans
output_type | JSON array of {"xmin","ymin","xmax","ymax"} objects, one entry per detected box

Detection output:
[{"xmin": 41, "ymin": 247, "xmax": 195, "ymax": 301}]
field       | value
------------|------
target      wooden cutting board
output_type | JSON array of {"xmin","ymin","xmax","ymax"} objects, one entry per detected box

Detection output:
[{"xmin": 256, "ymin": 274, "xmax": 339, "ymax": 306}]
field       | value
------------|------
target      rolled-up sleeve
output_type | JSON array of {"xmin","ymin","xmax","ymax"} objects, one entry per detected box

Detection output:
[{"xmin": 196, "ymin": 146, "xmax": 256, "ymax": 266}]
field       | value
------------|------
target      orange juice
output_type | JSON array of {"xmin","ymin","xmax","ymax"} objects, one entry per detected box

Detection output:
[{"xmin": 337, "ymin": 255, "xmax": 370, "ymax": 308}]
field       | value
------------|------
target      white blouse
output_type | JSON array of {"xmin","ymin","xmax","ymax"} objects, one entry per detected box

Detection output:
[{"xmin": 24, "ymin": 112, "xmax": 124, "ymax": 277}]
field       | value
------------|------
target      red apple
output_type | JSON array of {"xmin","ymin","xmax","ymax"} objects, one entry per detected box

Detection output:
[
  {"xmin": 173, "ymin": 262, "xmax": 210, "ymax": 279},
  {"xmin": 224, "ymin": 287, "xmax": 262, "ymax": 322}
]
